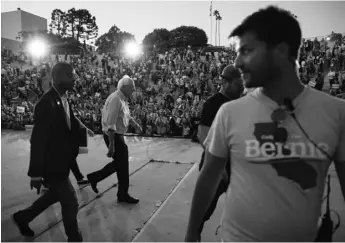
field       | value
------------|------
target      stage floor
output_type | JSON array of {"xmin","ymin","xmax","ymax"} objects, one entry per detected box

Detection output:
[
  {"xmin": 1, "ymin": 130, "xmax": 202, "ymax": 242},
  {"xmin": 1, "ymin": 130, "xmax": 344, "ymax": 242}
]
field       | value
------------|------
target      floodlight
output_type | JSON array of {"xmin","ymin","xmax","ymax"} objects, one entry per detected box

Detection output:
[
  {"xmin": 27, "ymin": 39, "xmax": 48, "ymax": 58},
  {"xmin": 125, "ymin": 42, "xmax": 141, "ymax": 57}
]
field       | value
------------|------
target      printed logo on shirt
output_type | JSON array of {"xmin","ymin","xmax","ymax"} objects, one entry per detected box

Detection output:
[{"xmin": 244, "ymin": 122, "xmax": 330, "ymax": 190}]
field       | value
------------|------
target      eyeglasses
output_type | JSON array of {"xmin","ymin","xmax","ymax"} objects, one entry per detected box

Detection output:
[
  {"xmin": 220, "ymin": 74, "xmax": 231, "ymax": 81},
  {"xmin": 271, "ymin": 108, "xmax": 288, "ymax": 144}
]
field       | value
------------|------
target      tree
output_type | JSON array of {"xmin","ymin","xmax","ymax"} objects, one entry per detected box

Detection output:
[
  {"xmin": 118, "ymin": 31, "xmax": 136, "ymax": 44},
  {"xmin": 64, "ymin": 8, "xmax": 77, "ymax": 38},
  {"xmin": 95, "ymin": 25, "xmax": 135, "ymax": 54},
  {"xmin": 16, "ymin": 29, "xmax": 49, "ymax": 53},
  {"xmin": 169, "ymin": 26, "xmax": 208, "ymax": 48},
  {"xmin": 213, "ymin": 10, "xmax": 219, "ymax": 46},
  {"xmin": 213, "ymin": 10, "xmax": 222, "ymax": 46},
  {"xmin": 17, "ymin": 30, "xmax": 82, "ymax": 55},
  {"xmin": 217, "ymin": 14, "xmax": 222, "ymax": 46},
  {"xmin": 64, "ymin": 8, "xmax": 98, "ymax": 42},
  {"xmin": 49, "ymin": 9, "xmax": 68, "ymax": 37},
  {"xmin": 329, "ymin": 31, "xmax": 343, "ymax": 45},
  {"xmin": 142, "ymin": 28, "xmax": 172, "ymax": 52}
]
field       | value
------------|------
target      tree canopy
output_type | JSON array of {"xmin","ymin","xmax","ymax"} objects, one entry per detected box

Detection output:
[
  {"xmin": 95, "ymin": 25, "xmax": 135, "ymax": 54},
  {"xmin": 142, "ymin": 25, "xmax": 208, "ymax": 52},
  {"xmin": 49, "ymin": 8, "xmax": 98, "ymax": 42},
  {"xmin": 17, "ymin": 29, "xmax": 82, "ymax": 55}
]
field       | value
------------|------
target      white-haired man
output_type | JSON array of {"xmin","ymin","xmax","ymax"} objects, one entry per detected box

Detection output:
[{"xmin": 87, "ymin": 75, "xmax": 142, "ymax": 204}]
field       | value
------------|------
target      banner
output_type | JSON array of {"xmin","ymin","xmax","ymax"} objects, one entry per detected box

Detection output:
[
  {"xmin": 331, "ymin": 84, "xmax": 340, "ymax": 90},
  {"xmin": 308, "ymin": 81, "xmax": 316, "ymax": 88},
  {"xmin": 16, "ymin": 106, "xmax": 25, "ymax": 113}
]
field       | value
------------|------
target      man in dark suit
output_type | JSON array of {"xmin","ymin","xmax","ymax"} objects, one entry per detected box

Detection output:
[{"xmin": 12, "ymin": 63, "xmax": 86, "ymax": 242}]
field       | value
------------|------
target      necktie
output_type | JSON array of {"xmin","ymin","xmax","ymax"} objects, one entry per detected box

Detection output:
[{"xmin": 61, "ymin": 97, "xmax": 71, "ymax": 129}]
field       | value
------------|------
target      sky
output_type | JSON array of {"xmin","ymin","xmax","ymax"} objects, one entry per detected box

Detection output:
[{"xmin": 1, "ymin": 0, "xmax": 345, "ymax": 46}]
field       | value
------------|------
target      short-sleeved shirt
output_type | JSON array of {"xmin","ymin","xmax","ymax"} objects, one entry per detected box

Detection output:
[
  {"xmin": 199, "ymin": 92, "xmax": 230, "ymax": 171},
  {"xmin": 200, "ymin": 93, "xmax": 230, "ymax": 127},
  {"xmin": 204, "ymin": 86, "xmax": 345, "ymax": 241}
]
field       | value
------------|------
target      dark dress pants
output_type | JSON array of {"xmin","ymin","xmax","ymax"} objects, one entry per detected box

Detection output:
[
  {"xmin": 16, "ymin": 178, "xmax": 81, "ymax": 241},
  {"xmin": 88, "ymin": 133, "xmax": 129, "ymax": 197}
]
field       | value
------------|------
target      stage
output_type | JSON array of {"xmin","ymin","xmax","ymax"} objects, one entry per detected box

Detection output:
[
  {"xmin": 1, "ymin": 130, "xmax": 202, "ymax": 242},
  {"xmin": 1, "ymin": 131, "xmax": 344, "ymax": 241}
]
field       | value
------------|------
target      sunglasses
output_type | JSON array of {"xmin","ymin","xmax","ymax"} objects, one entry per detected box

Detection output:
[
  {"xmin": 271, "ymin": 108, "xmax": 288, "ymax": 144},
  {"xmin": 220, "ymin": 74, "xmax": 231, "ymax": 81}
]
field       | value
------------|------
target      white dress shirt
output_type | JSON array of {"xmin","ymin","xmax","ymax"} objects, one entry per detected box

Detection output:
[
  {"xmin": 53, "ymin": 86, "xmax": 71, "ymax": 129},
  {"xmin": 102, "ymin": 90, "xmax": 130, "ymax": 135}
]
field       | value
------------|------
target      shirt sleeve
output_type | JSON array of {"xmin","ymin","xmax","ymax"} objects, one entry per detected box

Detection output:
[
  {"xmin": 106, "ymin": 96, "xmax": 121, "ymax": 131},
  {"xmin": 200, "ymin": 100, "xmax": 214, "ymax": 127},
  {"xmin": 203, "ymin": 104, "xmax": 230, "ymax": 159}
]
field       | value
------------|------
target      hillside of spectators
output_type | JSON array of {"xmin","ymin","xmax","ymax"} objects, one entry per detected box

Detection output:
[{"xmin": 2, "ymin": 36, "xmax": 345, "ymax": 138}]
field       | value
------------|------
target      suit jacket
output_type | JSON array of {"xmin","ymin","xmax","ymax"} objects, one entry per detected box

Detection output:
[{"xmin": 28, "ymin": 88, "xmax": 81, "ymax": 183}]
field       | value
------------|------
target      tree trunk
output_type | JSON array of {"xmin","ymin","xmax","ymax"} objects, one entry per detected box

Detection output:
[
  {"xmin": 71, "ymin": 23, "xmax": 75, "ymax": 38},
  {"xmin": 210, "ymin": 15, "xmax": 212, "ymax": 45},
  {"xmin": 215, "ymin": 19, "xmax": 217, "ymax": 47},
  {"xmin": 218, "ymin": 20, "xmax": 220, "ymax": 46},
  {"xmin": 57, "ymin": 17, "xmax": 61, "ymax": 36}
]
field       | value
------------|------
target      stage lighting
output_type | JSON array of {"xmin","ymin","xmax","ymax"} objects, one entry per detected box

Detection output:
[
  {"xmin": 27, "ymin": 39, "xmax": 48, "ymax": 58},
  {"xmin": 125, "ymin": 42, "xmax": 141, "ymax": 57}
]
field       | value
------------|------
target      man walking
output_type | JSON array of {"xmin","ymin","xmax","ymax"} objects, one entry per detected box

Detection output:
[
  {"xmin": 197, "ymin": 65, "xmax": 243, "ymax": 241},
  {"xmin": 87, "ymin": 75, "xmax": 142, "ymax": 204},
  {"xmin": 186, "ymin": 6, "xmax": 345, "ymax": 242},
  {"xmin": 12, "ymin": 63, "xmax": 87, "ymax": 241}
]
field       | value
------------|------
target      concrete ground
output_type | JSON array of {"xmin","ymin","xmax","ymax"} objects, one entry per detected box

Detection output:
[
  {"xmin": 1, "ymin": 131, "xmax": 345, "ymax": 242},
  {"xmin": 1, "ymin": 131, "xmax": 201, "ymax": 242},
  {"xmin": 133, "ymin": 164, "xmax": 345, "ymax": 242}
]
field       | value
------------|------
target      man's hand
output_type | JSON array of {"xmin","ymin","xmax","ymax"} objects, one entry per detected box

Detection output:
[
  {"xmin": 136, "ymin": 123, "xmax": 143, "ymax": 134},
  {"xmin": 87, "ymin": 129, "xmax": 94, "ymax": 137},
  {"xmin": 30, "ymin": 178, "xmax": 42, "ymax": 195},
  {"xmin": 107, "ymin": 145, "xmax": 115, "ymax": 158}
]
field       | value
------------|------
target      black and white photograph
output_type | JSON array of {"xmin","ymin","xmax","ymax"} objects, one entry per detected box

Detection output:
[{"xmin": 1, "ymin": 0, "xmax": 345, "ymax": 242}]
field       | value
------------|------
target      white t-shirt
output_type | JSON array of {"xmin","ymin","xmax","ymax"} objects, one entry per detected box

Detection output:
[{"xmin": 204, "ymin": 87, "xmax": 345, "ymax": 241}]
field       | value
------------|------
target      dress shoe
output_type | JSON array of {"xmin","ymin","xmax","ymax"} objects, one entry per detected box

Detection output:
[
  {"xmin": 77, "ymin": 179, "xmax": 90, "ymax": 186},
  {"xmin": 117, "ymin": 195, "xmax": 139, "ymax": 204},
  {"xmin": 86, "ymin": 175, "xmax": 98, "ymax": 194},
  {"xmin": 12, "ymin": 212, "xmax": 35, "ymax": 237}
]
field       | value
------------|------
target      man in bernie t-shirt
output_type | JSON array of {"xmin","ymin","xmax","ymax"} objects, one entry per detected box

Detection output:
[{"xmin": 186, "ymin": 6, "xmax": 345, "ymax": 242}]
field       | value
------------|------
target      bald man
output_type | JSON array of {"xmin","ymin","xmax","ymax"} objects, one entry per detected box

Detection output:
[
  {"xmin": 87, "ymin": 75, "xmax": 142, "ymax": 204},
  {"xmin": 12, "ymin": 63, "xmax": 86, "ymax": 241},
  {"xmin": 197, "ymin": 65, "xmax": 243, "ymax": 240}
]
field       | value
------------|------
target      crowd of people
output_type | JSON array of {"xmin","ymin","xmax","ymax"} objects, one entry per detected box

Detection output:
[
  {"xmin": 2, "ymin": 35, "xmax": 345, "ymax": 136},
  {"xmin": 298, "ymin": 36, "xmax": 345, "ymax": 95}
]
